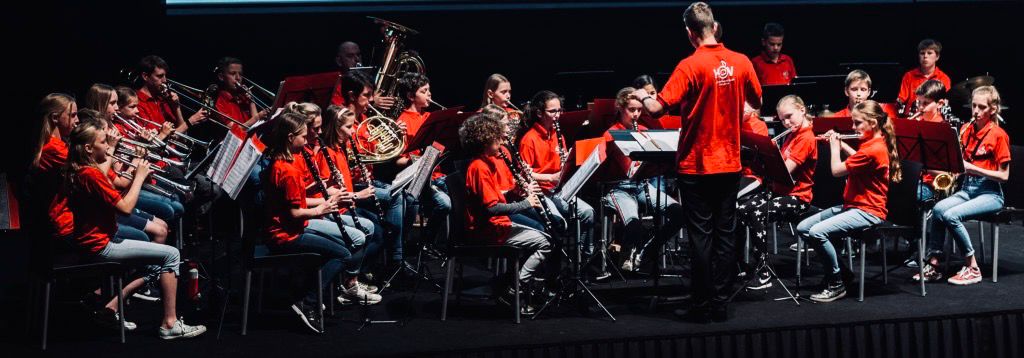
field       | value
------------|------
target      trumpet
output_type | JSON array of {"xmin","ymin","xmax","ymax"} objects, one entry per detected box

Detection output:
[
  {"xmin": 111, "ymin": 169, "xmax": 175, "ymax": 197},
  {"xmin": 115, "ymin": 142, "xmax": 185, "ymax": 168},
  {"xmin": 131, "ymin": 113, "xmax": 212, "ymax": 149},
  {"xmin": 108, "ymin": 155, "xmax": 193, "ymax": 195},
  {"xmin": 118, "ymin": 131, "xmax": 190, "ymax": 159}
]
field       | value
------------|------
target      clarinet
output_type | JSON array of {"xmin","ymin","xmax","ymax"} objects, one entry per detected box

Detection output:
[
  {"xmin": 497, "ymin": 145, "xmax": 556, "ymax": 234},
  {"xmin": 300, "ymin": 149, "xmax": 355, "ymax": 248},
  {"xmin": 551, "ymin": 119, "xmax": 569, "ymax": 165},
  {"xmin": 317, "ymin": 137, "xmax": 366, "ymax": 233},
  {"xmin": 347, "ymin": 139, "xmax": 393, "ymax": 236}
]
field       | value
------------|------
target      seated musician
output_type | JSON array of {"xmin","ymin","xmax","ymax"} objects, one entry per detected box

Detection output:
[
  {"xmin": 600, "ymin": 87, "xmax": 683, "ymax": 272},
  {"xmin": 328, "ymin": 41, "xmax": 395, "ymax": 110},
  {"xmin": 750, "ymin": 22, "xmax": 797, "ymax": 85},
  {"xmin": 518, "ymin": 90, "xmax": 596, "ymax": 256},
  {"xmin": 832, "ymin": 70, "xmax": 872, "ymax": 118},
  {"xmin": 461, "ymin": 113, "xmax": 551, "ymax": 311},
  {"xmin": 480, "ymin": 104, "xmax": 548, "ymax": 233},
  {"xmin": 796, "ymin": 100, "xmax": 902, "ymax": 303},
  {"xmin": 394, "ymin": 72, "xmax": 452, "ymax": 247},
  {"xmin": 480, "ymin": 74, "xmax": 522, "ymax": 132},
  {"xmin": 131, "ymin": 55, "xmax": 206, "ymax": 133},
  {"xmin": 52, "ymin": 118, "xmax": 205, "ymax": 339},
  {"xmin": 212, "ymin": 56, "xmax": 267, "ymax": 127},
  {"xmin": 737, "ymin": 95, "xmax": 817, "ymax": 289},
  {"xmin": 261, "ymin": 112, "xmax": 379, "ymax": 333},
  {"xmin": 916, "ymin": 86, "xmax": 1010, "ymax": 285},
  {"xmin": 912, "ymin": 79, "xmax": 954, "ymax": 203}
]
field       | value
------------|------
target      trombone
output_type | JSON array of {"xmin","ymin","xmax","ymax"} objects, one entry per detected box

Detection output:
[
  {"xmin": 161, "ymin": 80, "xmax": 250, "ymax": 130},
  {"xmin": 130, "ymin": 113, "xmax": 211, "ymax": 150},
  {"xmin": 109, "ymin": 154, "xmax": 193, "ymax": 195}
]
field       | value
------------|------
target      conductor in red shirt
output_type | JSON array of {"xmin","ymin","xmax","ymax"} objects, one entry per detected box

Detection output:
[{"xmin": 633, "ymin": 2, "xmax": 762, "ymax": 322}]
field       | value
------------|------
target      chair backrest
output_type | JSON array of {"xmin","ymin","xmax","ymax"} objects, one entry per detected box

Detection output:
[
  {"xmin": 885, "ymin": 160, "xmax": 923, "ymax": 226},
  {"xmin": 446, "ymin": 167, "xmax": 469, "ymax": 249},
  {"xmin": 1002, "ymin": 145, "xmax": 1024, "ymax": 209}
]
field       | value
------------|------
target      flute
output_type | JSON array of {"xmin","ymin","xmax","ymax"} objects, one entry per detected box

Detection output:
[{"xmin": 816, "ymin": 134, "xmax": 862, "ymax": 140}]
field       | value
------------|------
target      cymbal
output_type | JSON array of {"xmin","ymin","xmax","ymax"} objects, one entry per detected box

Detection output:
[{"xmin": 950, "ymin": 75, "xmax": 995, "ymax": 98}]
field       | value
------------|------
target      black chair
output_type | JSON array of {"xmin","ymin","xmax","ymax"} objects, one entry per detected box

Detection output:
[
  {"xmin": 440, "ymin": 169, "xmax": 524, "ymax": 323},
  {"xmin": 965, "ymin": 145, "xmax": 1024, "ymax": 283},
  {"xmin": 33, "ymin": 256, "xmax": 128, "ymax": 350}
]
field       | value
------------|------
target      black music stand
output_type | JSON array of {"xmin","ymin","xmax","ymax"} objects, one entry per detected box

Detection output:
[
  {"xmin": 404, "ymin": 107, "xmax": 470, "ymax": 153},
  {"xmin": 892, "ymin": 118, "xmax": 964, "ymax": 173},
  {"xmin": 558, "ymin": 109, "xmax": 593, "ymax": 144},
  {"xmin": 729, "ymin": 130, "xmax": 800, "ymax": 305},
  {"xmin": 813, "ymin": 116, "xmax": 855, "ymax": 135},
  {"xmin": 273, "ymin": 71, "xmax": 341, "ymax": 110}
]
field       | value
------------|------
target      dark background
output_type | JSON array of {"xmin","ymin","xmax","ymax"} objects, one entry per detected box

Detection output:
[{"xmin": 1, "ymin": 0, "xmax": 1020, "ymax": 311}]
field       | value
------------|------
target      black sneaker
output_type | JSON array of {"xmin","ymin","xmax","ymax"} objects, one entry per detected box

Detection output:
[
  {"xmin": 132, "ymin": 285, "xmax": 161, "ymax": 302},
  {"xmin": 290, "ymin": 301, "xmax": 323, "ymax": 334},
  {"xmin": 809, "ymin": 280, "xmax": 846, "ymax": 303},
  {"xmin": 747, "ymin": 270, "xmax": 773, "ymax": 290}
]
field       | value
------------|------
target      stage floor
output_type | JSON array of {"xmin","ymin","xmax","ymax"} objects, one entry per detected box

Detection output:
[{"xmin": 7, "ymin": 221, "xmax": 1024, "ymax": 357}]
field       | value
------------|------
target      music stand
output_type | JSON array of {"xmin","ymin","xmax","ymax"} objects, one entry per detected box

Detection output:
[
  {"xmin": 558, "ymin": 109, "xmax": 593, "ymax": 143},
  {"xmin": 892, "ymin": 118, "xmax": 964, "ymax": 173},
  {"xmin": 813, "ymin": 116, "xmax": 854, "ymax": 135},
  {"xmin": 273, "ymin": 71, "xmax": 341, "ymax": 110},
  {"xmin": 404, "ymin": 107, "xmax": 470, "ymax": 153}
]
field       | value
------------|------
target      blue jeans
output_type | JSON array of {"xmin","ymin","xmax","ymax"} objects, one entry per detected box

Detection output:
[
  {"xmin": 137, "ymin": 189, "xmax": 185, "ymax": 222},
  {"xmin": 359, "ymin": 180, "xmax": 409, "ymax": 262},
  {"xmin": 917, "ymin": 182, "xmax": 935, "ymax": 203},
  {"xmin": 95, "ymin": 239, "xmax": 181, "ymax": 283},
  {"xmin": 306, "ymin": 218, "xmax": 372, "ymax": 249},
  {"xmin": 551, "ymin": 195, "xmax": 595, "ymax": 255},
  {"xmin": 928, "ymin": 176, "xmax": 1004, "ymax": 258},
  {"xmin": 797, "ymin": 205, "xmax": 882, "ymax": 275},
  {"xmin": 270, "ymin": 230, "xmax": 353, "ymax": 305}
]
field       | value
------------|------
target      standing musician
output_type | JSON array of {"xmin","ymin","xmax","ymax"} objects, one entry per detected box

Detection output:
[
  {"xmin": 631, "ymin": 2, "xmax": 761, "ymax": 321},
  {"xmin": 212, "ymin": 56, "xmax": 268, "ymax": 128},
  {"xmin": 600, "ymin": 87, "xmax": 683, "ymax": 272},
  {"xmin": 460, "ymin": 113, "xmax": 552, "ymax": 309},
  {"xmin": 797, "ymin": 100, "xmax": 902, "ymax": 303},
  {"xmin": 831, "ymin": 70, "xmax": 872, "ymax": 117},
  {"xmin": 737, "ymin": 95, "xmax": 817, "ymax": 289},
  {"xmin": 750, "ymin": 22, "xmax": 797, "ymax": 86},
  {"xmin": 338, "ymin": 70, "xmax": 410, "ymax": 272},
  {"xmin": 132, "ymin": 55, "xmax": 207, "ymax": 133},
  {"xmin": 53, "ymin": 119, "xmax": 206, "ymax": 339},
  {"xmin": 897, "ymin": 39, "xmax": 952, "ymax": 115},
  {"xmin": 394, "ymin": 72, "xmax": 452, "ymax": 244},
  {"xmin": 916, "ymin": 86, "xmax": 1009, "ymax": 285},
  {"xmin": 261, "ymin": 112, "xmax": 380, "ymax": 334},
  {"xmin": 319, "ymin": 105, "xmax": 386, "ymax": 288},
  {"xmin": 518, "ymin": 90, "xmax": 596, "ymax": 257}
]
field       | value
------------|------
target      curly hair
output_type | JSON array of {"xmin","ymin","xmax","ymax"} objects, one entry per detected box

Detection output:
[{"xmin": 459, "ymin": 113, "xmax": 504, "ymax": 157}]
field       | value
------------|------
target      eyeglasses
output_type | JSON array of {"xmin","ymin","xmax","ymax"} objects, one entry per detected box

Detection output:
[{"xmin": 545, "ymin": 109, "xmax": 564, "ymax": 114}]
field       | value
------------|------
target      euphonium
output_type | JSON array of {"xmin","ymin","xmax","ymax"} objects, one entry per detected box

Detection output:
[{"xmin": 355, "ymin": 106, "xmax": 406, "ymax": 164}]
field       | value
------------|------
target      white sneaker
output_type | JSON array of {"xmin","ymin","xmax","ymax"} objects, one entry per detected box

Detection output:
[
  {"xmin": 337, "ymin": 283, "xmax": 382, "ymax": 305},
  {"xmin": 158, "ymin": 319, "xmax": 207, "ymax": 340},
  {"xmin": 92, "ymin": 309, "xmax": 137, "ymax": 331},
  {"xmin": 357, "ymin": 280, "xmax": 379, "ymax": 294},
  {"xmin": 789, "ymin": 243, "xmax": 813, "ymax": 253}
]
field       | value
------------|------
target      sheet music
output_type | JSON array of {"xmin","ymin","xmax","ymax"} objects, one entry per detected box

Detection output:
[
  {"xmin": 222, "ymin": 138, "xmax": 265, "ymax": 200},
  {"xmin": 207, "ymin": 130, "xmax": 244, "ymax": 185},
  {"xmin": 405, "ymin": 145, "xmax": 443, "ymax": 198},
  {"xmin": 389, "ymin": 158, "xmax": 420, "ymax": 198},
  {"xmin": 631, "ymin": 131, "xmax": 678, "ymax": 152},
  {"xmin": 556, "ymin": 146, "xmax": 603, "ymax": 202}
]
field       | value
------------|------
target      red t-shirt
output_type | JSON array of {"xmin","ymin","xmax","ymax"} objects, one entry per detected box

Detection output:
[
  {"xmin": 135, "ymin": 88, "xmax": 175, "ymax": 130},
  {"xmin": 658, "ymin": 44, "xmax": 762, "ymax": 175},
  {"xmin": 329, "ymin": 74, "xmax": 348, "ymax": 107},
  {"xmin": 465, "ymin": 155, "xmax": 512, "ymax": 243},
  {"xmin": 842, "ymin": 136, "xmax": 890, "ymax": 220},
  {"xmin": 215, "ymin": 89, "xmax": 251, "ymax": 126},
  {"xmin": 772, "ymin": 125, "xmax": 817, "ymax": 202},
  {"xmin": 264, "ymin": 159, "xmax": 308, "ymax": 246},
  {"xmin": 751, "ymin": 52, "xmax": 796, "ymax": 85},
  {"xmin": 833, "ymin": 108, "xmax": 851, "ymax": 117},
  {"xmin": 493, "ymin": 146, "xmax": 517, "ymax": 192},
  {"xmin": 519, "ymin": 123, "xmax": 566, "ymax": 191},
  {"xmin": 960, "ymin": 120, "xmax": 1011, "ymax": 172},
  {"xmin": 67, "ymin": 167, "xmax": 123, "ymax": 254},
  {"xmin": 316, "ymin": 145, "xmax": 354, "ymax": 214},
  {"xmin": 897, "ymin": 67, "xmax": 951, "ymax": 113},
  {"xmin": 38, "ymin": 136, "xmax": 73, "ymax": 238}
]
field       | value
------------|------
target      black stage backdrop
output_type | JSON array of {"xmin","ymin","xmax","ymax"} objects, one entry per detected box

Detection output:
[{"xmin": 0, "ymin": 0, "xmax": 1019, "ymax": 296}]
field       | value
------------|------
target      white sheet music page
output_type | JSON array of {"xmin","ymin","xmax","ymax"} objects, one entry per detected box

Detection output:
[
  {"xmin": 556, "ymin": 146, "xmax": 603, "ymax": 202},
  {"xmin": 223, "ymin": 138, "xmax": 265, "ymax": 199}
]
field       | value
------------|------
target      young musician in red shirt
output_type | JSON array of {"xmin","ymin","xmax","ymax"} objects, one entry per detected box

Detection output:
[
  {"xmin": 916, "ymin": 86, "xmax": 1010, "ymax": 285},
  {"xmin": 132, "ymin": 55, "xmax": 206, "ymax": 133},
  {"xmin": 632, "ymin": 2, "xmax": 762, "ymax": 321},
  {"xmin": 480, "ymin": 104, "xmax": 549, "ymax": 233},
  {"xmin": 519, "ymin": 90, "xmax": 596, "ymax": 257},
  {"xmin": 897, "ymin": 39, "xmax": 952, "ymax": 115},
  {"xmin": 750, "ymin": 22, "xmax": 797, "ymax": 85},
  {"xmin": 261, "ymin": 112, "xmax": 378, "ymax": 333},
  {"xmin": 213, "ymin": 57, "xmax": 267, "ymax": 127},
  {"xmin": 737, "ymin": 95, "xmax": 817, "ymax": 289},
  {"xmin": 600, "ymin": 88, "xmax": 682, "ymax": 272},
  {"xmin": 910, "ymin": 80, "xmax": 954, "ymax": 204},
  {"xmin": 461, "ymin": 113, "xmax": 551, "ymax": 308},
  {"xmin": 797, "ymin": 100, "xmax": 902, "ymax": 302},
  {"xmin": 33, "ymin": 94, "xmax": 78, "ymax": 241},
  {"xmin": 481, "ymin": 74, "xmax": 523, "ymax": 133},
  {"xmin": 56, "ymin": 119, "xmax": 206, "ymax": 339},
  {"xmin": 329, "ymin": 41, "xmax": 396, "ymax": 110},
  {"xmin": 832, "ymin": 70, "xmax": 872, "ymax": 118}
]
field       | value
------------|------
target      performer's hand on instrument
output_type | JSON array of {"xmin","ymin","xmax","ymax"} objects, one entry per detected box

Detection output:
[
  {"xmin": 316, "ymin": 196, "xmax": 340, "ymax": 216},
  {"xmin": 326, "ymin": 186, "xmax": 343, "ymax": 198},
  {"xmin": 134, "ymin": 158, "xmax": 152, "ymax": 179},
  {"xmin": 397, "ymin": 120, "xmax": 408, "ymax": 134},
  {"xmin": 963, "ymin": 161, "xmax": 979, "ymax": 175},
  {"xmin": 106, "ymin": 127, "xmax": 123, "ymax": 146},
  {"xmin": 168, "ymin": 91, "xmax": 181, "ymax": 106},
  {"xmin": 527, "ymin": 193, "xmax": 543, "ymax": 209},
  {"xmin": 159, "ymin": 122, "xmax": 174, "ymax": 137},
  {"xmin": 373, "ymin": 94, "xmax": 396, "ymax": 110},
  {"xmin": 527, "ymin": 182, "xmax": 543, "ymax": 197},
  {"xmin": 188, "ymin": 109, "xmax": 209, "ymax": 126},
  {"xmin": 337, "ymin": 191, "xmax": 356, "ymax": 206},
  {"xmin": 356, "ymin": 187, "xmax": 375, "ymax": 200}
]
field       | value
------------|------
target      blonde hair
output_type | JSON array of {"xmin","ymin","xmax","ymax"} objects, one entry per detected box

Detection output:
[
  {"xmin": 683, "ymin": 2, "xmax": 716, "ymax": 39},
  {"xmin": 853, "ymin": 100, "xmax": 902, "ymax": 183},
  {"xmin": 83, "ymin": 83, "xmax": 116, "ymax": 121},
  {"xmin": 776, "ymin": 94, "xmax": 806, "ymax": 112},
  {"xmin": 972, "ymin": 85, "xmax": 1002, "ymax": 116},
  {"xmin": 36, "ymin": 93, "xmax": 76, "ymax": 166},
  {"xmin": 845, "ymin": 70, "xmax": 872, "ymax": 90},
  {"xmin": 481, "ymin": 73, "xmax": 510, "ymax": 108},
  {"xmin": 284, "ymin": 101, "xmax": 321, "ymax": 123}
]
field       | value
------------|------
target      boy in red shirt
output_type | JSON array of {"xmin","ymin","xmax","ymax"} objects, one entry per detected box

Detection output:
[
  {"xmin": 132, "ymin": 55, "xmax": 206, "ymax": 133},
  {"xmin": 329, "ymin": 41, "xmax": 396, "ymax": 110},
  {"xmin": 632, "ymin": 2, "xmax": 762, "ymax": 322},
  {"xmin": 898, "ymin": 39, "xmax": 952, "ymax": 115},
  {"xmin": 750, "ymin": 22, "xmax": 796, "ymax": 85},
  {"xmin": 832, "ymin": 70, "xmax": 872, "ymax": 118},
  {"xmin": 797, "ymin": 100, "xmax": 902, "ymax": 302},
  {"xmin": 213, "ymin": 57, "xmax": 267, "ymax": 127}
]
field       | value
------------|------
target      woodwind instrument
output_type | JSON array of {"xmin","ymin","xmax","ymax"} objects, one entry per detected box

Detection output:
[
  {"xmin": 300, "ymin": 149, "xmax": 356, "ymax": 248},
  {"xmin": 317, "ymin": 137, "xmax": 366, "ymax": 233},
  {"xmin": 498, "ymin": 141, "xmax": 556, "ymax": 233},
  {"xmin": 347, "ymin": 139, "xmax": 393, "ymax": 237}
]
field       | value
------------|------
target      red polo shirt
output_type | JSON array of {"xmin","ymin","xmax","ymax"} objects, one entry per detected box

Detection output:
[
  {"xmin": 493, "ymin": 145, "xmax": 517, "ymax": 192},
  {"xmin": 843, "ymin": 135, "xmax": 890, "ymax": 220},
  {"xmin": 772, "ymin": 125, "xmax": 816, "ymax": 203},
  {"xmin": 38, "ymin": 135, "xmax": 73, "ymax": 238},
  {"xmin": 215, "ymin": 89, "xmax": 251, "ymax": 126},
  {"xmin": 751, "ymin": 52, "xmax": 796, "ymax": 85},
  {"xmin": 316, "ymin": 145, "xmax": 354, "ymax": 214},
  {"xmin": 264, "ymin": 159, "xmax": 308, "ymax": 246},
  {"xmin": 67, "ymin": 167, "xmax": 123, "ymax": 254},
  {"xmin": 960, "ymin": 120, "xmax": 1011, "ymax": 172},
  {"xmin": 465, "ymin": 155, "xmax": 512, "ymax": 243},
  {"xmin": 897, "ymin": 67, "xmax": 951, "ymax": 113},
  {"xmin": 520, "ymin": 123, "xmax": 566, "ymax": 191},
  {"xmin": 658, "ymin": 43, "xmax": 762, "ymax": 175},
  {"xmin": 135, "ymin": 88, "xmax": 175, "ymax": 130}
]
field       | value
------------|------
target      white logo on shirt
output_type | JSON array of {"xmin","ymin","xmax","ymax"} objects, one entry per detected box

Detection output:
[{"xmin": 715, "ymin": 60, "xmax": 735, "ymax": 86}]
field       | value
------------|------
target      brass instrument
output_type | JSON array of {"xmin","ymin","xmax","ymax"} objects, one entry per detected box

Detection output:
[
  {"xmin": 369, "ymin": 16, "xmax": 426, "ymax": 119},
  {"xmin": 131, "ymin": 114, "xmax": 212, "ymax": 150},
  {"xmin": 109, "ymin": 155, "xmax": 193, "ymax": 195},
  {"xmin": 932, "ymin": 172, "xmax": 958, "ymax": 197},
  {"xmin": 355, "ymin": 106, "xmax": 407, "ymax": 164},
  {"xmin": 115, "ymin": 142, "xmax": 185, "ymax": 168},
  {"xmin": 505, "ymin": 100, "xmax": 524, "ymax": 132},
  {"xmin": 161, "ymin": 80, "xmax": 249, "ymax": 130}
]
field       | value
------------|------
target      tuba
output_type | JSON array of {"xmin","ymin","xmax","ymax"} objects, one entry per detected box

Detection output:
[
  {"xmin": 369, "ymin": 17, "xmax": 426, "ymax": 119},
  {"xmin": 355, "ymin": 106, "xmax": 406, "ymax": 164}
]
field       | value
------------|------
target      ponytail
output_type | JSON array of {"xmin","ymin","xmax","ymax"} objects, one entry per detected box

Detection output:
[{"xmin": 855, "ymin": 100, "xmax": 902, "ymax": 183}]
